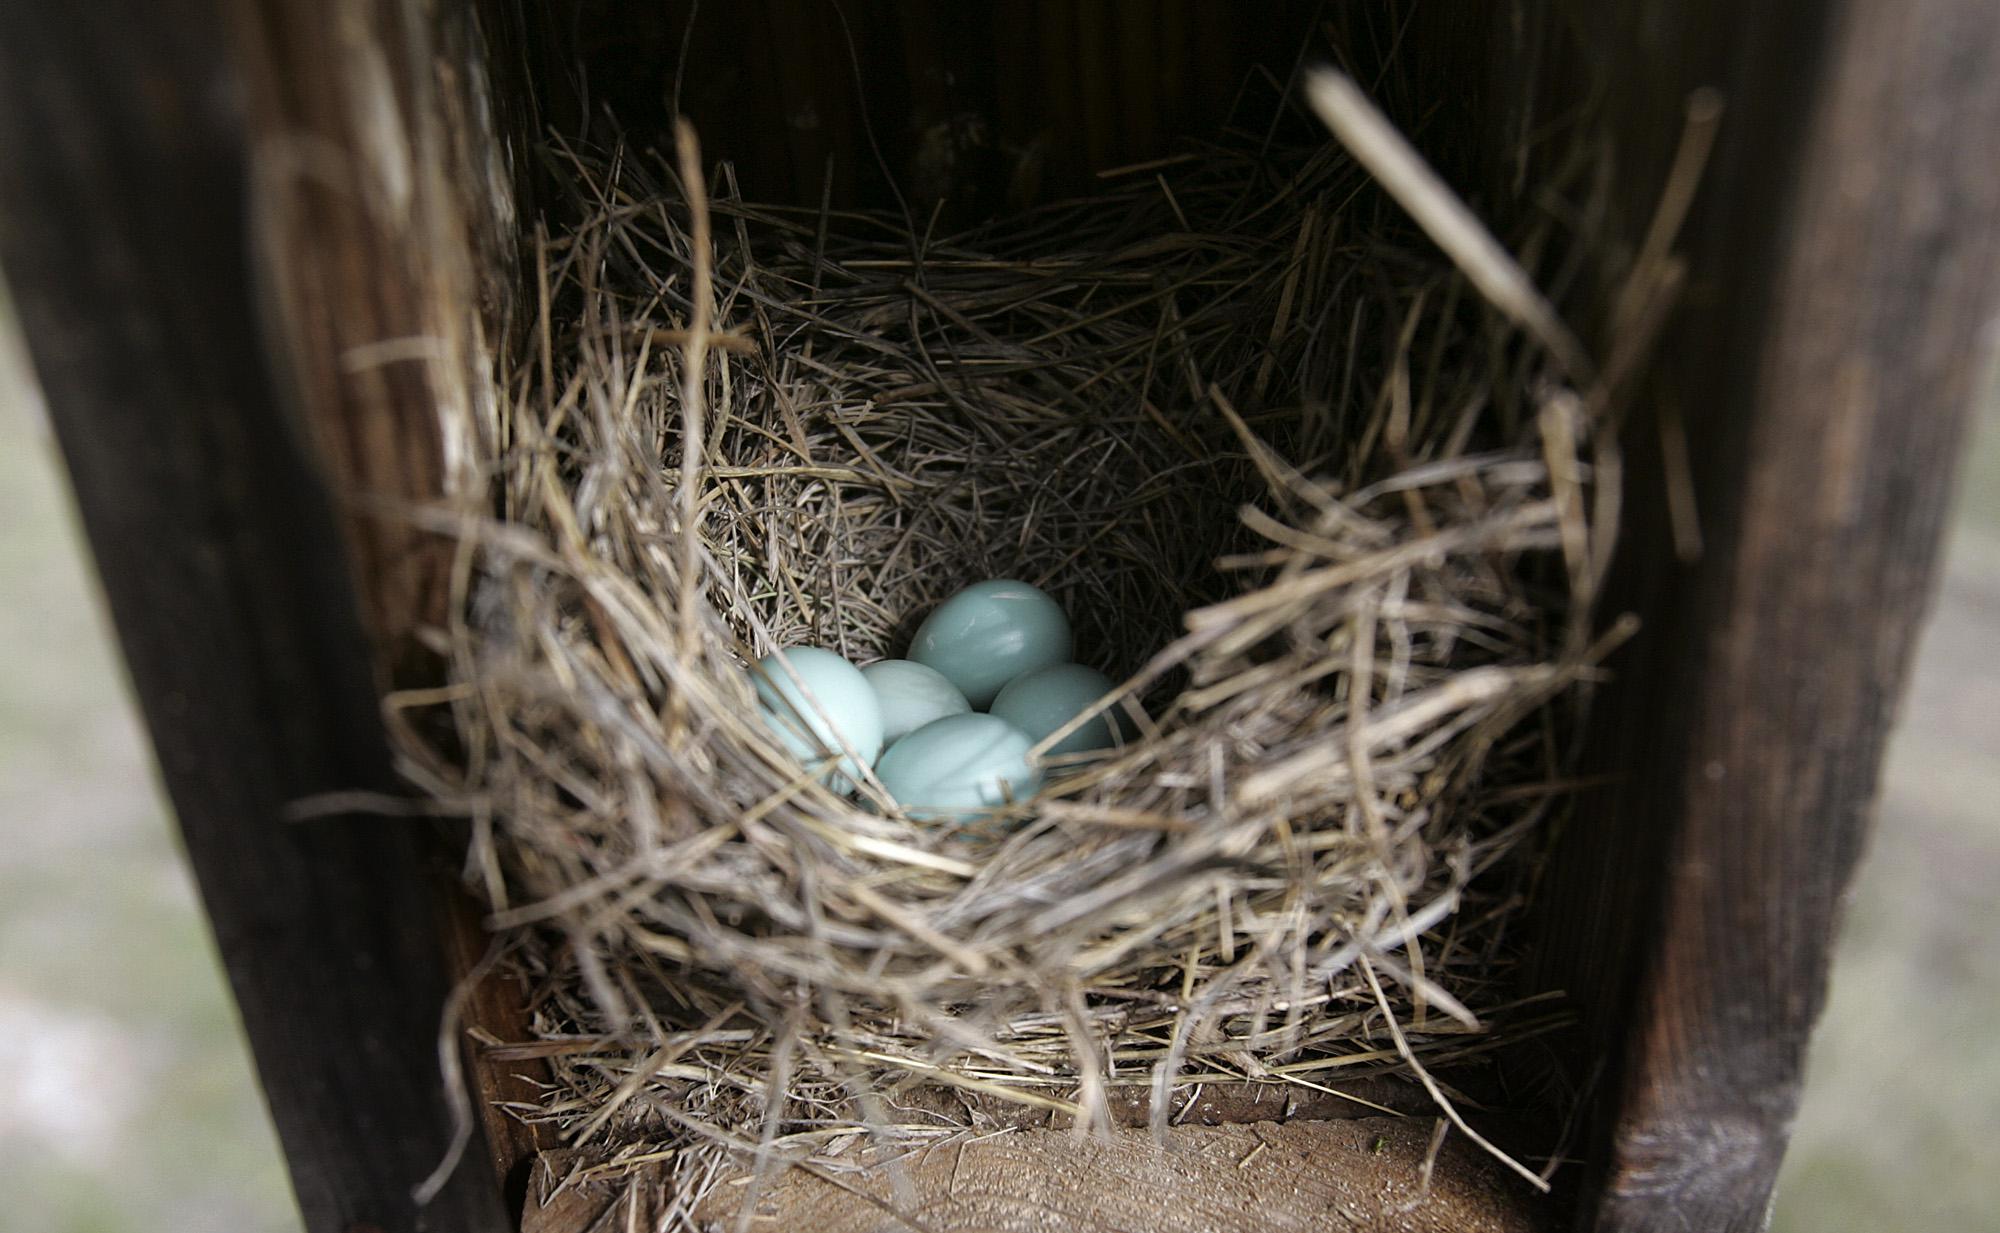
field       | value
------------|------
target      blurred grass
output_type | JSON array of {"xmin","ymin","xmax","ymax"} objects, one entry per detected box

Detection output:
[
  {"xmin": 0, "ymin": 295, "xmax": 300, "ymax": 1233},
  {"xmin": 1768, "ymin": 399, "xmax": 2000, "ymax": 1233}
]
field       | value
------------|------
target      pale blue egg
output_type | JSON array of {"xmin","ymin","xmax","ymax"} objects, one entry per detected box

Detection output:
[
  {"xmin": 752, "ymin": 647, "xmax": 883, "ymax": 787},
  {"xmin": 990, "ymin": 663, "xmax": 1120, "ymax": 758},
  {"xmin": 910, "ymin": 579, "xmax": 1072, "ymax": 708},
  {"xmin": 861, "ymin": 659, "xmax": 971, "ymax": 744},
  {"xmin": 875, "ymin": 713, "xmax": 1042, "ymax": 821}
]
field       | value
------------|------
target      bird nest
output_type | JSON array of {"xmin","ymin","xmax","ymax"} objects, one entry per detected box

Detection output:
[{"xmin": 393, "ymin": 72, "xmax": 1633, "ymax": 1209}]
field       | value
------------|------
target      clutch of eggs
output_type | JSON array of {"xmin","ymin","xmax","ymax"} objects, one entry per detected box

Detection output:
[{"xmin": 753, "ymin": 579, "xmax": 1122, "ymax": 821}]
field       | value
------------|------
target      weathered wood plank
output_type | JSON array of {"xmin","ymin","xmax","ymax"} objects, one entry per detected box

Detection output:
[
  {"xmin": 0, "ymin": 5, "xmax": 512, "ymax": 1231},
  {"xmin": 440, "ymin": 885, "xmax": 560, "ymax": 1207},
  {"xmin": 522, "ymin": 1118, "xmax": 1548, "ymax": 1233},
  {"xmin": 1509, "ymin": 1, "xmax": 2000, "ymax": 1229},
  {"xmin": 225, "ymin": 0, "xmax": 525, "ymax": 679},
  {"xmin": 224, "ymin": 0, "xmax": 552, "ymax": 1204}
]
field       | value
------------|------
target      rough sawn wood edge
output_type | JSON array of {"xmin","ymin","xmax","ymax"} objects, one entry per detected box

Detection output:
[{"xmin": 522, "ymin": 1117, "xmax": 1547, "ymax": 1233}]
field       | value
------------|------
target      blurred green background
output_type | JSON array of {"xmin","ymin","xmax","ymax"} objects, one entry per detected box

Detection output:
[
  {"xmin": 0, "ymin": 284, "xmax": 1994, "ymax": 1230},
  {"xmin": 0, "ymin": 294, "xmax": 298, "ymax": 1230}
]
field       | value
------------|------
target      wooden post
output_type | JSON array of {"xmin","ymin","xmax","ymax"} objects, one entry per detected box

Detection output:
[
  {"xmin": 1515, "ymin": 1, "xmax": 2000, "ymax": 1229},
  {"xmin": 0, "ymin": 5, "xmax": 510, "ymax": 1232}
]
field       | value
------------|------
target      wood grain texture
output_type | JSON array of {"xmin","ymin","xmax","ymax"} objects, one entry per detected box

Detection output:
[
  {"xmin": 534, "ymin": 0, "xmax": 1326, "ymax": 213},
  {"xmin": 440, "ymin": 884, "xmax": 560, "ymax": 1209},
  {"xmin": 0, "ymin": 4, "xmax": 514, "ymax": 1232},
  {"xmin": 522, "ymin": 1118, "xmax": 1547, "ymax": 1233},
  {"xmin": 225, "ymin": 0, "xmax": 525, "ymax": 678},
  {"xmin": 226, "ymin": 0, "xmax": 557, "ymax": 1201},
  {"xmin": 1504, "ymin": 2, "xmax": 2000, "ymax": 1229}
]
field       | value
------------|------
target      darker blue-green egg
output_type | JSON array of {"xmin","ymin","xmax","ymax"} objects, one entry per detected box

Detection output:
[
  {"xmin": 909, "ymin": 580, "xmax": 1071, "ymax": 709},
  {"xmin": 990, "ymin": 663, "xmax": 1119, "ymax": 757}
]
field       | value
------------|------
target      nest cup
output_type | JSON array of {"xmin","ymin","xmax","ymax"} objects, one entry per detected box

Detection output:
[{"xmin": 405, "ymin": 73, "xmax": 1616, "ymax": 1194}]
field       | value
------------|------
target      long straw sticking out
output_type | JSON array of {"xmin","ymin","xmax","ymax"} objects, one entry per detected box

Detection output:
[
  {"xmin": 1304, "ymin": 68, "xmax": 1593, "ymax": 380},
  {"xmin": 1362, "ymin": 957, "xmax": 1551, "ymax": 1194}
]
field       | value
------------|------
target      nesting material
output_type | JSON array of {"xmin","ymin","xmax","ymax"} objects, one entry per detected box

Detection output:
[{"xmin": 394, "ymin": 79, "xmax": 1628, "ymax": 1204}]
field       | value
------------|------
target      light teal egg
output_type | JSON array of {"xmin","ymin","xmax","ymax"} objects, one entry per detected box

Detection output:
[
  {"xmin": 990, "ymin": 663, "xmax": 1120, "ymax": 758},
  {"xmin": 752, "ymin": 647, "xmax": 883, "ymax": 787},
  {"xmin": 875, "ymin": 713, "xmax": 1043, "ymax": 821},
  {"xmin": 910, "ymin": 579, "xmax": 1072, "ymax": 709},
  {"xmin": 861, "ymin": 659, "xmax": 971, "ymax": 744}
]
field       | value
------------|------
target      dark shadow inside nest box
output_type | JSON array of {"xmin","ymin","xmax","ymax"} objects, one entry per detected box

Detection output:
[{"xmin": 527, "ymin": 0, "xmax": 1502, "ymax": 221}]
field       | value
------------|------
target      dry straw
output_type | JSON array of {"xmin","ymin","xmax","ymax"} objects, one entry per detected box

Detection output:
[{"xmin": 392, "ymin": 68, "xmax": 1647, "ymax": 1211}]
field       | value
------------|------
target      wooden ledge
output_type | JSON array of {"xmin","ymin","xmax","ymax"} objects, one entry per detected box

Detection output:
[{"xmin": 523, "ymin": 1116, "xmax": 1548, "ymax": 1233}]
